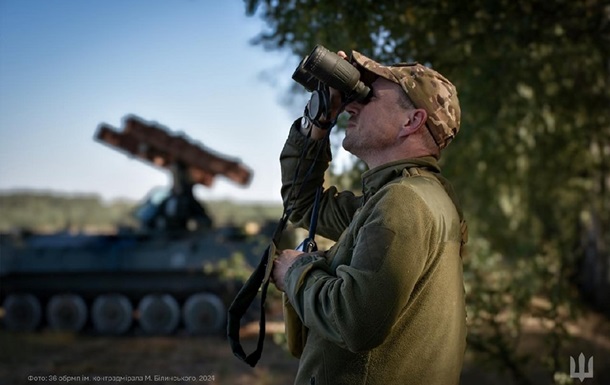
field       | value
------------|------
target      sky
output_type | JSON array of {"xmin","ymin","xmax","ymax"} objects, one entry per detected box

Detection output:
[{"xmin": 0, "ymin": 0, "xmax": 313, "ymax": 204}]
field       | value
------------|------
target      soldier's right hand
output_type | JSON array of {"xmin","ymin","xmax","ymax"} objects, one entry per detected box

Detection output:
[{"xmin": 300, "ymin": 50, "xmax": 351, "ymax": 140}]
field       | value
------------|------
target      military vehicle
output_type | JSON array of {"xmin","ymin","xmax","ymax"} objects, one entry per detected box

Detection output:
[{"xmin": 0, "ymin": 115, "xmax": 267, "ymax": 335}]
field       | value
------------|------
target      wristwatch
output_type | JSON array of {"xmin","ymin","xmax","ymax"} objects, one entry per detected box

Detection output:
[{"xmin": 300, "ymin": 115, "xmax": 312, "ymax": 131}]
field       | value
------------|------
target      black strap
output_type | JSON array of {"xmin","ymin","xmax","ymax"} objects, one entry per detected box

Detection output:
[
  {"xmin": 226, "ymin": 222, "xmax": 283, "ymax": 366},
  {"xmin": 295, "ymin": 186, "xmax": 323, "ymax": 253},
  {"xmin": 227, "ymin": 123, "xmax": 334, "ymax": 367}
]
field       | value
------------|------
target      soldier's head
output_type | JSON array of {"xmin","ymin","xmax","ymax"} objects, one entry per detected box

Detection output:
[{"xmin": 342, "ymin": 51, "xmax": 460, "ymax": 166}]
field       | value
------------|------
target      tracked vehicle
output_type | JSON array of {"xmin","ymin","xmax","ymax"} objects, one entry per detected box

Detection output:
[{"xmin": 0, "ymin": 116, "xmax": 264, "ymax": 335}]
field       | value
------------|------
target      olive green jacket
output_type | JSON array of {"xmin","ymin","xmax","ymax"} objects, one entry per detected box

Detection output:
[{"xmin": 280, "ymin": 122, "xmax": 467, "ymax": 385}]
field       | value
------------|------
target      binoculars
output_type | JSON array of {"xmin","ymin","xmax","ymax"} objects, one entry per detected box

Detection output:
[{"xmin": 292, "ymin": 45, "xmax": 371, "ymax": 129}]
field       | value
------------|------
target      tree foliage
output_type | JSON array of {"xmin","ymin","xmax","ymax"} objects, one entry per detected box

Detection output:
[{"xmin": 245, "ymin": 0, "xmax": 610, "ymax": 383}]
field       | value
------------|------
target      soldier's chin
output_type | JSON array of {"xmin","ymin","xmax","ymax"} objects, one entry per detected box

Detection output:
[
  {"xmin": 341, "ymin": 136, "xmax": 349, "ymax": 151},
  {"xmin": 342, "ymin": 136, "xmax": 356, "ymax": 155}
]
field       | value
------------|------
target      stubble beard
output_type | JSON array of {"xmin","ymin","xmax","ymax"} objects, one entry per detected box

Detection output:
[{"xmin": 343, "ymin": 127, "xmax": 376, "ymax": 162}]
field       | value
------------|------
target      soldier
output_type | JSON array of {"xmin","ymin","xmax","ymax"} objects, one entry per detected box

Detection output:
[{"xmin": 271, "ymin": 50, "xmax": 467, "ymax": 385}]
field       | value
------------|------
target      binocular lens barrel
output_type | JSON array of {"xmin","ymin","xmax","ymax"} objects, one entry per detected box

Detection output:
[
  {"xmin": 292, "ymin": 45, "xmax": 371, "ymax": 101},
  {"xmin": 292, "ymin": 57, "xmax": 320, "ymax": 92}
]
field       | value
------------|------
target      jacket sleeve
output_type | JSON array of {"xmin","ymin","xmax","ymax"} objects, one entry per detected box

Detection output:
[
  {"xmin": 283, "ymin": 184, "xmax": 435, "ymax": 353},
  {"xmin": 280, "ymin": 120, "xmax": 361, "ymax": 241}
]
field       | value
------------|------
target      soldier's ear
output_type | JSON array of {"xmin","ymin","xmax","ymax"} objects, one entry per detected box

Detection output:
[{"xmin": 398, "ymin": 109, "xmax": 427, "ymax": 138}]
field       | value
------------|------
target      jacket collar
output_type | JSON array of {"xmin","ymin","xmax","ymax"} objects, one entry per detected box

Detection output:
[{"xmin": 361, "ymin": 157, "xmax": 441, "ymax": 201}]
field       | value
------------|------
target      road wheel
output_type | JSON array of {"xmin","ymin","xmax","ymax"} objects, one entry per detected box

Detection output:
[
  {"xmin": 2, "ymin": 293, "xmax": 42, "ymax": 331},
  {"xmin": 46, "ymin": 294, "xmax": 87, "ymax": 332},
  {"xmin": 137, "ymin": 294, "xmax": 180, "ymax": 335},
  {"xmin": 182, "ymin": 293, "xmax": 226, "ymax": 335},
  {"xmin": 92, "ymin": 294, "xmax": 133, "ymax": 335}
]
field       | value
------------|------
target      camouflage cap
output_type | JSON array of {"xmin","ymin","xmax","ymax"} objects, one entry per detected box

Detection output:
[{"xmin": 351, "ymin": 50, "xmax": 461, "ymax": 149}]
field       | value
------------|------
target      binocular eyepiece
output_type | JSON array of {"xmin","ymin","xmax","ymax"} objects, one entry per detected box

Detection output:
[{"xmin": 292, "ymin": 45, "xmax": 371, "ymax": 129}]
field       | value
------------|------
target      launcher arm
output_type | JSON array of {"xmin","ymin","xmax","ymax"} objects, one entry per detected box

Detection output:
[{"xmin": 94, "ymin": 115, "xmax": 253, "ymax": 188}]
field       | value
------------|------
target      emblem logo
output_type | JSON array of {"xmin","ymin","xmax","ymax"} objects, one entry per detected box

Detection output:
[{"xmin": 570, "ymin": 353, "xmax": 593, "ymax": 382}]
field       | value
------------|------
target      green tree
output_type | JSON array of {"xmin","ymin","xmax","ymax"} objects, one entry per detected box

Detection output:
[{"xmin": 245, "ymin": 1, "xmax": 610, "ymax": 383}]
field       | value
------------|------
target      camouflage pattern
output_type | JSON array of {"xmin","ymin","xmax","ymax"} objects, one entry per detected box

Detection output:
[{"xmin": 351, "ymin": 51, "xmax": 461, "ymax": 150}]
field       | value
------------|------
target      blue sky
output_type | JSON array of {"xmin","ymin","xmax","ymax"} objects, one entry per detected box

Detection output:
[{"xmin": 0, "ymin": 0, "xmax": 310, "ymax": 203}]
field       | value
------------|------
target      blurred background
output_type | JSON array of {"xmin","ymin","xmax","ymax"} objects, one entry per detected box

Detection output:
[{"xmin": 0, "ymin": 0, "xmax": 609, "ymax": 384}]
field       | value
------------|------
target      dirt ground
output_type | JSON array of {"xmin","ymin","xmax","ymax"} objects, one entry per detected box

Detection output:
[
  {"xmin": 0, "ymin": 323, "xmax": 299, "ymax": 385},
  {"xmin": 1, "ymin": 313, "xmax": 609, "ymax": 385}
]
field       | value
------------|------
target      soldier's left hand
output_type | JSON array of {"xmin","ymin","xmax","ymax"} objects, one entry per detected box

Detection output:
[{"xmin": 271, "ymin": 249, "xmax": 304, "ymax": 292}]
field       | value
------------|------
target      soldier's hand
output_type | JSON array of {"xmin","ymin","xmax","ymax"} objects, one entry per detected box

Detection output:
[
  {"xmin": 271, "ymin": 249, "xmax": 305, "ymax": 292},
  {"xmin": 300, "ymin": 50, "xmax": 351, "ymax": 140}
]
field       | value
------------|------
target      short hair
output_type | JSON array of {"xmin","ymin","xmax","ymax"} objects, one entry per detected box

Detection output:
[
  {"xmin": 396, "ymin": 87, "xmax": 441, "ymax": 158},
  {"xmin": 396, "ymin": 90, "xmax": 416, "ymax": 111}
]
